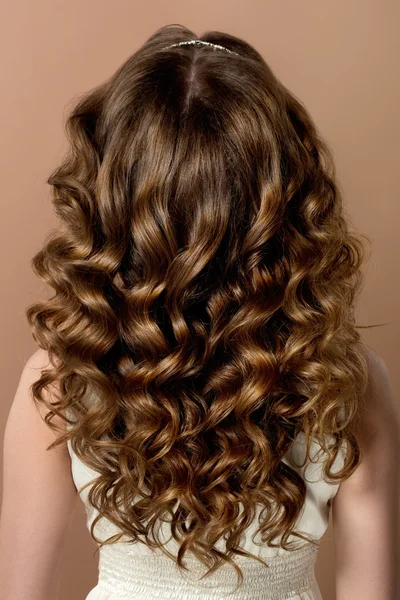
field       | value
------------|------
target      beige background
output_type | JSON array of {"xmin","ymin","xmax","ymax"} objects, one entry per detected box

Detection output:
[{"xmin": 1, "ymin": 1, "xmax": 399, "ymax": 599}]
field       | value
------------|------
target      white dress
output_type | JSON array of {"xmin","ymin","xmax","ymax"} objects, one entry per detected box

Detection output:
[{"xmin": 67, "ymin": 429, "xmax": 345, "ymax": 600}]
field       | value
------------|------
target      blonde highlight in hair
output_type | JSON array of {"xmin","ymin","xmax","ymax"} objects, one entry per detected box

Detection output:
[{"xmin": 26, "ymin": 24, "xmax": 376, "ymax": 590}]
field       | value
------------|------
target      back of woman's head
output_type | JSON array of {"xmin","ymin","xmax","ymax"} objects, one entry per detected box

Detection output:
[{"xmin": 26, "ymin": 24, "xmax": 371, "ymax": 588}]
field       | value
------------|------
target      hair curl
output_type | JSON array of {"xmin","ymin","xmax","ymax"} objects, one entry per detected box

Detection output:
[{"xmin": 26, "ymin": 23, "xmax": 377, "ymax": 590}]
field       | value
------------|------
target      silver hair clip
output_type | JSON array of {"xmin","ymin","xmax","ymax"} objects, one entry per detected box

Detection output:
[{"xmin": 161, "ymin": 39, "xmax": 240, "ymax": 56}]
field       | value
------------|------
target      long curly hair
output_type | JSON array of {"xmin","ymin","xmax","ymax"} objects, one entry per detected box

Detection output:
[{"xmin": 26, "ymin": 23, "xmax": 376, "ymax": 588}]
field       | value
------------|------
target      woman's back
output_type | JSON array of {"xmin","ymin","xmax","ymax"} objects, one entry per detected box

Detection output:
[{"xmin": 67, "ymin": 420, "xmax": 345, "ymax": 599}]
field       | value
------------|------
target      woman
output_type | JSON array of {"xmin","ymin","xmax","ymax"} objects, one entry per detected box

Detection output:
[{"xmin": 1, "ymin": 24, "xmax": 399, "ymax": 600}]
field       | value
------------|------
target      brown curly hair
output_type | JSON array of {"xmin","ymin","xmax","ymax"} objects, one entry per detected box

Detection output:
[{"xmin": 26, "ymin": 23, "xmax": 377, "ymax": 590}]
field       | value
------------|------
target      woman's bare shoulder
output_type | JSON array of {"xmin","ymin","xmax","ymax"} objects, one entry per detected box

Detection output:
[
  {"xmin": 358, "ymin": 343, "xmax": 400, "ymax": 443},
  {"xmin": 333, "ymin": 341, "xmax": 400, "ymax": 497}
]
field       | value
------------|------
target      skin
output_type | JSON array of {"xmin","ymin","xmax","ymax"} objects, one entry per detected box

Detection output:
[
  {"xmin": 0, "ymin": 349, "xmax": 77, "ymax": 600},
  {"xmin": 0, "ymin": 345, "xmax": 399, "ymax": 599},
  {"xmin": 332, "ymin": 346, "xmax": 400, "ymax": 599}
]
